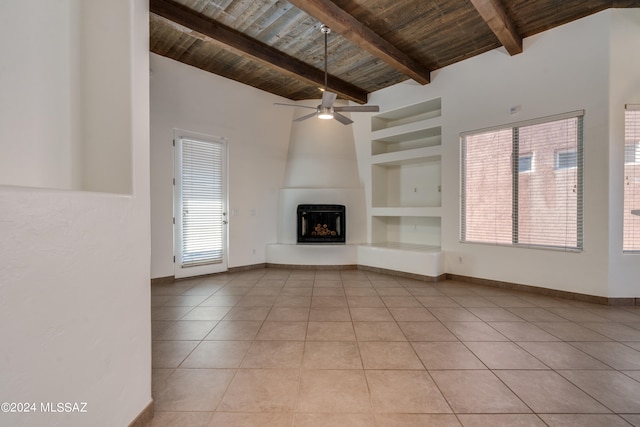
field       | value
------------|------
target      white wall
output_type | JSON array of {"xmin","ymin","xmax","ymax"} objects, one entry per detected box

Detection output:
[
  {"xmin": 607, "ymin": 9, "xmax": 640, "ymax": 297},
  {"xmin": 356, "ymin": 9, "xmax": 640, "ymax": 297},
  {"xmin": 0, "ymin": 1, "xmax": 151, "ymax": 426},
  {"xmin": 150, "ymin": 54, "xmax": 292, "ymax": 278},
  {"xmin": 0, "ymin": 0, "xmax": 80, "ymax": 190}
]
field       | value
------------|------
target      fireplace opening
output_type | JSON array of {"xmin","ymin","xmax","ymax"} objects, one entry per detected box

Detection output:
[{"xmin": 297, "ymin": 204, "xmax": 346, "ymax": 244}]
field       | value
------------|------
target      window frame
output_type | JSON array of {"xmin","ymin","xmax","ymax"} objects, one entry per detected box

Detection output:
[{"xmin": 460, "ymin": 110, "xmax": 584, "ymax": 252}]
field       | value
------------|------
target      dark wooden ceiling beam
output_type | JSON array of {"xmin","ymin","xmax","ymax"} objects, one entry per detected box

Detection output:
[
  {"xmin": 286, "ymin": 0, "xmax": 431, "ymax": 85},
  {"xmin": 150, "ymin": 0, "xmax": 369, "ymax": 103},
  {"xmin": 469, "ymin": 0, "xmax": 522, "ymax": 55}
]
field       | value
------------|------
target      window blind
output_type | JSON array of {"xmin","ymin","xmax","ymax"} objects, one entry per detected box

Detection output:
[
  {"xmin": 461, "ymin": 112, "xmax": 583, "ymax": 251},
  {"xmin": 180, "ymin": 138, "xmax": 224, "ymax": 266},
  {"xmin": 624, "ymin": 105, "xmax": 640, "ymax": 252}
]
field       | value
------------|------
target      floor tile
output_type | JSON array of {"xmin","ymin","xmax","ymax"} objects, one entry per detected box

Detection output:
[
  {"xmin": 488, "ymin": 321, "xmax": 559, "ymax": 341},
  {"xmin": 346, "ymin": 296, "xmax": 386, "ymax": 308},
  {"xmin": 149, "ymin": 270, "xmax": 640, "ymax": 425},
  {"xmin": 255, "ymin": 321, "xmax": 308, "ymax": 340},
  {"xmin": 156, "ymin": 320, "xmax": 218, "ymax": 341},
  {"xmin": 366, "ymin": 370, "xmax": 452, "ymax": 413},
  {"xmin": 296, "ymin": 370, "xmax": 371, "ymax": 413},
  {"xmin": 580, "ymin": 322, "xmax": 640, "ymax": 341},
  {"xmin": 266, "ymin": 307, "xmax": 310, "ymax": 322},
  {"xmin": 505, "ymin": 307, "xmax": 568, "ymax": 321},
  {"xmin": 412, "ymin": 342, "xmax": 486, "ymax": 370},
  {"xmin": 464, "ymin": 342, "xmax": 547, "ymax": 369},
  {"xmin": 180, "ymin": 340, "xmax": 251, "ymax": 368},
  {"xmin": 217, "ymin": 369, "xmax": 300, "ymax": 412},
  {"xmin": 353, "ymin": 321, "xmax": 406, "ymax": 341},
  {"xmin": 150, "ymin": 411, "xmax": 213, "ymax": 427},
  {"xmin": 180, "ymin": 306, "xmax": 232, "ymax": 321},
  {"xmin": 302, "ymin": 341, "xmax": 362, "ymax": 369},
  {"xmin": 223, "ymin": 306, "xmax": 271, "ymax": 321},
  {"xmin": 430, "ymin": 370, "xmax": 529, "ymax": 413},
  {"xmin": 558, "ymin": 369, "xmax": 640, "ymax": 412},
  {"xmin": 358, "ymin": 341, "xmax": 423, "ymax": 369},
  {"xmin": 154, "ymin": 369, "xmax": 235, "ymax": 411},
  {"xmin": 308, "ymin": 307, "xmax": 351, "ymax": 321},
  {"xmin": 416, "ymin": 296, "xmax": 461, "ymax": 307},
  {"xmin": 293, "ymin": 413, "xmax": 374, "ymax": 427},
  {"xmin": 546, "ymin": 307, "xmax": 609, "ymax": 322},
  {"xmin": 349, "ymin": 307, "xmax": 394, "ymax": 321},
  {"xmin": 381, "ymin": 296, "xmax": 422, "ymax": 307},
  {"xmin": 533, "ymin": 322, "xmax": 610, "ymax": 341},
  {"xmin": 208, "ymin": 412, "xmax": 292, "ymax": 427},
  {"xmin": 457, "ymin": 414, "xmax": 546, "ymax": 426},
  {"xmin": 443, "ymin": 321, "xmax": 508, "ymax": 341},
  {"xmin": 398, "ymin": 321, "xmax": 459, "ymax": 341},
  {"xmin": 241, "ymin": 340, "xmax": 304, "ymax": 368},
  {"xmin": 311, "ymin": 296, "xmax": 348, "ymax": 308},
  {"xmin": 539, "ymin": 414, "xmax": 633, "ymax": 427},
  {"xmin": 306, "ymin": 321, "xmax": 356, "ymax": 341},
  {"xmin": 516, "ymin": 341, "xmax": 609, "ymax": 369},
  {"xmin": 570, "ymin": 342, "xmax": 640, "ymax": 369},
  {"xmin": 374, "ymin": 413, "xmax": 461, "ymax": 426},
  {"xmin": 467, "ymin": 307, "xmax": 524, "ymax": 322},
  {"xmin": 204, "ymin": 320, "xmax": 263, "ymax": 340},
  {"xmin": 623, "ymin": 414, "xmax": 640, "ymax": 426},
  {"xmin": 152, "ymin": 341, "xmax": 199, "ymax": 368},
  {"xmin": 152, "ymin": 306, "xmax": 194, "ymax": 321},
  {"xmin": 273, "ymin": 296, "xmax": 312, "ymax": 307},
  {"xmin": 494, "ymin": 370, "xmax": 610, "ymax": 413},
  {"xmin": 429, "ymin": 307, "xmax": 481, "ymax": 322},
  {"xmin": 388, "ymin": 307, "xmax": 437, "ymax": 321}
]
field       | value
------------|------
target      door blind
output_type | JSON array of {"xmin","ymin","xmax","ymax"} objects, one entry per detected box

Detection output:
[
  {"xmin": 180, "ymin": 138, "xmax": 224, "ymax": 266},
  {"xmin": 624, "ymin": 105, "xmax": 640, "ymax": 252}
]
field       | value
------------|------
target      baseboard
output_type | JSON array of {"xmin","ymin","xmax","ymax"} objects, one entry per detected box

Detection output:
[
  {"xmin": 150, "ymin": 276, "xmax": 174, "ymax": 285},
  {"xmin": 228, "ymin": 263, "xmax": 266, "ymax": 273},
  {"xmin": 266, "ymin": 263, "xmax": 358, "ymax": 271},
  {"xmin": 357, "ymin": 265, "xmax": 446, "ymax": 283},
  {"xmin": 128, "ymin": 400, "xmax": 153, "ymax": 427},
  {"xmin": 447, "ymin": 274, "xmax": 639, "ymax": 306}
]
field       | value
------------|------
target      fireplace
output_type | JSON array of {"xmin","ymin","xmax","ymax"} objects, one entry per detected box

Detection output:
[{"xmin": 297, "ymin": 204, "xmax": 346, "ymax": 244}]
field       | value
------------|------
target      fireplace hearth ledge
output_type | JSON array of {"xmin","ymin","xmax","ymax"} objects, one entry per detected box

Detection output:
[{"xmin": 265, "ymin": 243, "xmax": 443, "ymax": 277}]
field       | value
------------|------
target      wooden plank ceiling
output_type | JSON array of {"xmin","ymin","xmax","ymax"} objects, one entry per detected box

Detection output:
[{"xmin": 150, "ymin": 0, "xmax": 640, "ymax": 103}]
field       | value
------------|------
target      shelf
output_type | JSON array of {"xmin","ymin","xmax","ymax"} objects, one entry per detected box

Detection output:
[
  {"xmin": 371, "ymin": 98, "xmax": 442, "ymax": 132},
  {"xmin": 372, "ymin": 146, "xmax": 441, "ymax": 166},
  {"xmin": 371, "ymin": 216, "xmax": 441, "ymax": 247},
  {"xmin": 372, "ymin": 126, "xmax": 441, "ymax": 155},
  {"xmin": 370, "ymin": 207, "xmax": 441, "ymax": 217}
]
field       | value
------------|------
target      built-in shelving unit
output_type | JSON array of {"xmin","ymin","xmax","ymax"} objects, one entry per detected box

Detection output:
[{"xmin": 360, "ymin": 98, "xmax": 444, "ymax": 277}]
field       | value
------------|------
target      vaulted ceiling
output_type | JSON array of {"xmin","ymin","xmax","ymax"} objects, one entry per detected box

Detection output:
[{"xmin": 149, "ymin": 0, "xmax": 639, "ymax": 104}]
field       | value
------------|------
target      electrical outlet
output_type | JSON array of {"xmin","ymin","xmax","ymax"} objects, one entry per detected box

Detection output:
[{"xmin": 458, "ymin": 256, "xmax": 463, "ymax": 264}]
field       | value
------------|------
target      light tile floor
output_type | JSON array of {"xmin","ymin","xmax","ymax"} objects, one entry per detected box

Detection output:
[{"xmin": 150, "ymin": 268, "xmax": 640, "ymax": 426}]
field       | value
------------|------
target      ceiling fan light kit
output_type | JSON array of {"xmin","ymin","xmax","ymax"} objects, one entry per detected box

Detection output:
[{"xmin": 275, "ymin": 24, "xmax": 379, "ymax": 125}]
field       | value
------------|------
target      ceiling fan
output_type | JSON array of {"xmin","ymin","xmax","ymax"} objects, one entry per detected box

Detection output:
[{"xmin": 275, "ymin": 24, "xmax": 379, "ymax": 125}]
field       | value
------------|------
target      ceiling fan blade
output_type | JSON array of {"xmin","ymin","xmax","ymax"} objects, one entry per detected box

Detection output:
[
  {"xmin": 333, "ymin": 112, "xmax": 353, "ymax": 125},
  {"xmin": 293, "ymin": 111, "xmax": 318, "ymax": 122},
  {"xmin": 321, "ymin": 91, "xmax": 337, "ymax": 109},
  {"xmin": 334, "ymin": 105, "xmax": 380, "ymax": 113},
  {"xmin": 274, "ymin": 102, "xmax": 317, "ymax": 110}
]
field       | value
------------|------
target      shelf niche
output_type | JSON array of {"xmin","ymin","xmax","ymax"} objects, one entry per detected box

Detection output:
[
  {"xmin": 371, "ymin": 98, "xmax": 441, "ymax": 132},
  {"xmin": 372, "ymin": 156, "xmax": 441, "ymax": 208}
]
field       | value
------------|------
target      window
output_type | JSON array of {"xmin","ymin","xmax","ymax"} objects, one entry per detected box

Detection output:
[
  {"xmin": 518, "ymin": 154, "xmax": 533, "ymax": 173},
  {"xmin": 624, "ymin": 105, "xmax": 640, "ymax": 252},
  {"xmin": 461, "ymin": 111, "xmax": 584, "ymax": 251},
  {"xmin": 556, "ymin": 150, "xmax": 577, "ymax": 170}
]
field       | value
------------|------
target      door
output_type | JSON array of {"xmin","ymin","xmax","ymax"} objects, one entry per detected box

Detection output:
[{"xmin": 174, "ymin": 130, "xmax": 228, "ymax": 278}]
